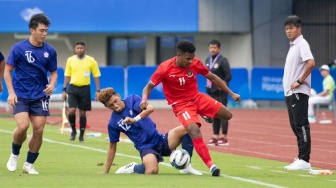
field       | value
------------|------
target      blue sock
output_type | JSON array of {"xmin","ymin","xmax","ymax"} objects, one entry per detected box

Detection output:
[
  {"xmin": 12, "ymin": 142, "xmax": 22, "ymax": 155},
  {"xmin": 134, "ymin": 164, "xmax": 145, "ymax": 174},
  {"xmin": 26, "ymin": 151, "xmax": 39, "ymax": 164},
  {"xmin": 181, "ymin": 133, "xmax": 194, "ymax": 159}
]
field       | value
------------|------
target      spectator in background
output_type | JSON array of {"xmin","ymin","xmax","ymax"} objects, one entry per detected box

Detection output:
[
  {"xmin": 308, "ymin": 65, "xmax": 335, "ymax": 123},
  {"xmin": 62, "ymin": 42, "xmax": 101, "ymax": 142},
  {"xmin": 282, "ymin": 15, "xmax": 315, "ymax": 171},
  {"xmin": 204, "ymin": 39, "xmax": 232, "ymax": 147},
  {"xmin": 0, "ymin": 52, "xmax": 5, "ymax": 92},
  {"xmin": 5, "ymin": 13, "xmax": 57, "ymax": 174}
]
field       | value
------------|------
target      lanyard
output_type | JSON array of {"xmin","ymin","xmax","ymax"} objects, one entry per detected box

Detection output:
[{"xmin": 209, "ymin": 53, "xmax": 220, "ymax": 69}]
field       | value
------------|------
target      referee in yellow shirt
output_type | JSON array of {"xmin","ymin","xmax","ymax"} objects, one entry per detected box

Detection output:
[{"xmin": 62, "ymin": 42, "xmax": 101, "ymax": 142}]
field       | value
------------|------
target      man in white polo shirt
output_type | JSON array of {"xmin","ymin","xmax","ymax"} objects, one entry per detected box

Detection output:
[
  {"xmin": 282, "ymin": 15, "xmax": 315, "ymax": 171},
  {"xmin": 308, "ymin": 65, "xmax": 335, "ymax": 123}
]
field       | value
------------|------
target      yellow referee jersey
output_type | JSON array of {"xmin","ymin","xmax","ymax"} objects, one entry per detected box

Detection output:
[{"xmin": 64, "ymin": 55, "xmax": 101, "ymax": 86}]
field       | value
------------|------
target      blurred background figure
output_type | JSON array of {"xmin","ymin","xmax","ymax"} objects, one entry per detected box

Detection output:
[
  {"xmin": 204, "ymin": 39, "xmax": 232, "ymax": 147},
  {"xmin": 308, "ymin": 65, "xmax": 335, "ymax": 123}
]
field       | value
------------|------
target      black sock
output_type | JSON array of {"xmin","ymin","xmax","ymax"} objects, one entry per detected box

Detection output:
[
  {"xmin": 79, "ymin": 116, "xmax": 86, "ymax": 137},
  {"xmin": 68, "ymin": 114, "xmax": 76, "ymax": 134},
  {"xmin": 26, "ymin": 151, "xmax": 39, "ymax": 164},
  {"xmin": 12, "ymin": 142, "xmax": 22, "ymax": 155}
]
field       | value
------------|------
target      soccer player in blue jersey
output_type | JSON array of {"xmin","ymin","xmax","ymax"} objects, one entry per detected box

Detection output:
[
  {"xmin": 97, "ymin": 87, "xmax": 202, "ymax": 175},
  {"xmin": 4, "ymin": 13, "xmax": 57, "ymax": 175},
  {"xmin": 0, "ymin": 52, "xmax": 4, "ymax": 92}
]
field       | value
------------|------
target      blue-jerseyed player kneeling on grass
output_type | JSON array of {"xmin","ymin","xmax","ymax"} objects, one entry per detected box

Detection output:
[
  {"xmin": 97, "ymin": 87, "xmax": 202, "ymax": 175},
  {"xmin": 4, "ymin": 13, "xmax": 58, "ymax": 175}
]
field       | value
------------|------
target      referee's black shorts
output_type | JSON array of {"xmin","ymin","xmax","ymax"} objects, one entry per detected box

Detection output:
[{"xmin": 67, "ymin": 84, "xmax": 92, "ymax": 111}]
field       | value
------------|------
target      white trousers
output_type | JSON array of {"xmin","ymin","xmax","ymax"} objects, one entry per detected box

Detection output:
[{"xmin": 308, "ymin": 95, "xmax": 330, "ymax": 116}]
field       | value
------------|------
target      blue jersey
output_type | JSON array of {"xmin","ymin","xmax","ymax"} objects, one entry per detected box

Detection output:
[
  {"xmin": 0, "ymin": 52, "xmax": 4, "ymax": 61},
  {"xmin": 6, "ymin": 40, "xmax": 57, "ymax": 99},
  {"xmin": 108, "ymin": 94, "xmax": 164, "ymax": 151}
]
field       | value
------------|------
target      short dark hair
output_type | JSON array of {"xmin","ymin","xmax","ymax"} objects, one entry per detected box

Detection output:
[
  {"xmin": 176, "ymin": 40, "xmax": 196, "ymax": 54},
  {"xmin": 29, "ymin": 13, "xmax": 50, "ymax": 29},
  {"xmin": 75, "ymin": 42, "xmax": 86, "ymax": 47},
  {"xmin": 208, "ymin": 39, "xmax": 221, "ymax": 48},
  {"xmin": 284, "ymin": 15, "xmax": 302, "ymax": 27}
]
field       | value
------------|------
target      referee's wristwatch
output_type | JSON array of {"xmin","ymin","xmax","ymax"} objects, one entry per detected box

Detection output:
[{"xmin": 296, "ymin": 78, "xmax": 303, "ymax": 85}]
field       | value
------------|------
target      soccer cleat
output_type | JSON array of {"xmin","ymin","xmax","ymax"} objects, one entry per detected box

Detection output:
[
  {"xmin": 284, "ymin": 159, "xmax": 311, "ymax": 170},
  {"xmin": 115, "ymin": 162, "xmax": 137, "ymax": 174},
  {"xmin": 207, "ymin": 138, "xmax": 218, "ymax": 146},
  {"xmin": 201, "ymin": 116, "xmax": 213, "ymax": 123},
  {"xmin": 217, "ymin": 138, "xmax": 229, "ymax": 146},
  {"xmin": 70, "ymin": 132, "xmax": 76, "ymax": 141},
  {"xmin": 7, "ymin": 153, "xmax": 19, "ymax": 172},
  {"xmin": 79, "ymin": 136, "xmax": 84, "ymax": 143},
  {"xmin": 179, "ymin": 163, "xmax": 203, "ymax": 175},
  {"xmin": 22, "ymin": 162, "xmax": 39, "ymax": 174},
  {"xmin": 210, "ymin": 165, "xmax": 221, "ymax": 176}
]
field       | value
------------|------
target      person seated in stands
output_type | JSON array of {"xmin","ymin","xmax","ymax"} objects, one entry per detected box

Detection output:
[{"xmin": 308, "ymin": 65, "xmax": 335, "ymax": 123}]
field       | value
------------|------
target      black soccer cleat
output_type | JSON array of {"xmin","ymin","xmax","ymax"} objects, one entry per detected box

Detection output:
[
  {"xmin": 79, "ymin": 136, "xmax": 84, "ymax": 143},
  {"xmin": 210, "ymin": 166, "xmax": 221, "ymax": 177},
  {"xmin": 69, "ymin": 132, "xmax": 76, "ymax": 141}
]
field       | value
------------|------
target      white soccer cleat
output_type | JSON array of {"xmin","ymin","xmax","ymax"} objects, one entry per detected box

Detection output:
[
  {"xmin": 284, "ymin": 159, "xmax": 311, "ymax": 170},
  {"xmin": 7, "ymin": 153, "xmax": 19, "ymax": 172},
  {"xmin": 179, "ymin": 163, "xmax": 202, "ymax": 175},
  {"xmin": 115, "ymin": 162, "xmax": 137, "ymax": 174},
  {"xmin": 22, "ymin": 162, "xmax": 39, "ymax": 174}
]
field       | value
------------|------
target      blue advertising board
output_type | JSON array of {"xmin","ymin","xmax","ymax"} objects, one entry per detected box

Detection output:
[
  {"xmin": 251, "ymin": 67, "xmax": 284, "ymax": 100},
  {"xmin": 0, "ymin": 0, "xmax": 198, "ymax": 33},
  {"xmin": 126, "ymin": 66, "xmax": 165, "ymax": 100},
  {"xmin": 90, "ymin": 66, "xmax": 125, "ymax": 100}
]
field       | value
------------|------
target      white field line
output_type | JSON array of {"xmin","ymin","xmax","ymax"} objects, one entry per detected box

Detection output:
[{"xmin": 0, "ymin": 129, "xmax": 287, "ymax": 188}]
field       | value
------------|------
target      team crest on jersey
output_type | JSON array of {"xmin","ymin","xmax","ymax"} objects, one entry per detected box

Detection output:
[
  {"xmin": 186, "ymin": 70, "xmax": 193, "ymax": 77},
  {"xmin": 129, "ymin": 110, "xmax": 133, "ymax": 116},
  {"xmin": 44, "ymin": 52, "xmax": 49, "ymax": 58},
  {"xmin": 214, "ymin": 63, "xmax": 219, "ymax": 69}
]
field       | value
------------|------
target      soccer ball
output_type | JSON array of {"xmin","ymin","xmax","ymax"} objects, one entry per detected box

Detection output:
[{"xmin": 169, "ymin": 149, "xmax": 190, "ymax": 170}]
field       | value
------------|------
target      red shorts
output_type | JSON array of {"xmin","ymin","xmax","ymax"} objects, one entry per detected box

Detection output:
[{"xmin": 171, "ymin": 93, "xmax": 222, "ymax": 128}]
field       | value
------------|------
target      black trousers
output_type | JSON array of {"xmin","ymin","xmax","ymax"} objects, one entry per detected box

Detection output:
[
  {"xmin": 285, "ymin": 93, "xmax": 311, "ymax": 163},
  {"xmin": 209, "ymin": 94, "xmax": 228, "ymax": 135}
]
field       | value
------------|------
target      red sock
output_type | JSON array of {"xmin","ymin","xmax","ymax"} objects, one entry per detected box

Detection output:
[{"xmin": 192, "ymin": 137, "xmax": 214, "ymax": 168}]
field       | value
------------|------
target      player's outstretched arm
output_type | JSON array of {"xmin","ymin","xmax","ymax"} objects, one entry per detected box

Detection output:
[
  {"xmin": 206, "ymin": 72, "xmax": 240, "ymax": 102},
  {"xmin": 140, "ymin": 82, "xmax": 155, "ymax": 110},
  {"xmin": 98, "ymin": 142, "xmax": 117, "ymax": 174}
]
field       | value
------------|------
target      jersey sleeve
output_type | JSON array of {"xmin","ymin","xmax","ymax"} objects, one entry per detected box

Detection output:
[
  {"xmin": 195, "ymin": 59, "xmax": 210, "ymax": 76},
  {"xmin": 47, "ymin": 49, "xmax": 57, "ymax": 72},
  {"xmin": 6, "ymin": 44, "xmax": 19, "ymax": 67},
  {"xmin": 150, "ymin": 64, "xmax": 165, "ymax": 86},
  {"xmin": 300, "ymin": 41, "xmax": 314, "ymax": 62},
  {"xmin": 64, "ymin": 58, "xmax": 72, "ymax": 77},
  {"xmin": 108, "ymin": 118, "xmax": 121, "ymax": 143},
  {"xmin": 131, "ymin": 95, "xmax": 142, "ymax": 114},
  {"xmin": 91, "ymin": 58, "xmax": 101, "ymax": 77}
]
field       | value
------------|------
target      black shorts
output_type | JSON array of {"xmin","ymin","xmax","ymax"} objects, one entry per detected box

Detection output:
[{"xmin": 67, "ymin": 84, "xmax": 91, "ymax": 111}]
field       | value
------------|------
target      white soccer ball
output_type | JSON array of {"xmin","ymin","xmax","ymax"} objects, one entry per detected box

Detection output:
[{"xmin": 170, "ymin": 149, "xmax": 190, "ymax": 170}]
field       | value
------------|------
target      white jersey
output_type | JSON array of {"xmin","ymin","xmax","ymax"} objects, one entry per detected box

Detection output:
[{"xmin": 283, "ymin": 35, "xmax": 314, "ymax": 97}]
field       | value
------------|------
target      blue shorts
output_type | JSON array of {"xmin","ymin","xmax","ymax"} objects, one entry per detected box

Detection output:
[
  {"xmin": 139, "ymin": 133, "xmax": 171, "ymax": 163},
  {"xmin": 13, "ymin": 98, "xmax": 50, "ymax": 116}
]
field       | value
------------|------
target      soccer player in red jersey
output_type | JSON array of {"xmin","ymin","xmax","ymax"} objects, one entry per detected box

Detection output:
[{"xmin": 140, "ymin": 40, "xmax": 240, "ymax": 176}]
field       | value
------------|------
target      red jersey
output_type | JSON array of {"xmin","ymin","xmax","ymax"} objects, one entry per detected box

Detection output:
[{"xmin": 150, "ymin": 57, "xmax": 210, "ymax": 105}]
